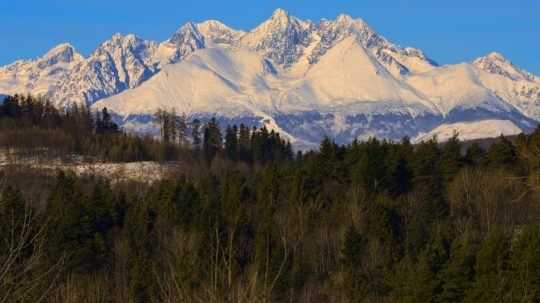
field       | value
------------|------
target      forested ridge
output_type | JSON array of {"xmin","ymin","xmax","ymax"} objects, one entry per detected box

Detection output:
[{"xmin": 1, "ymin": 95, "xmax": 540, "ymax": 302}]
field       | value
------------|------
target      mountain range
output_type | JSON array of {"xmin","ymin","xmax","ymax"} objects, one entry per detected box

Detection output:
[{"xmin": 1, "ymin": 8, "xmax": 539, "ymax": 148}]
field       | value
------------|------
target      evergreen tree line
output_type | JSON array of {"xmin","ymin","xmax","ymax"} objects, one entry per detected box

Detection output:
[
  {"xmin": 0, "ymin": 95, "xmax": 292, "ymax": 164},
  {"xmin": 154, "ymin": 108, "xmax": 294, "ymax": 164},
  {"xmin": 0, "ymin": 94, "xmax": 165, "ymax": 162},
  {"xmin": 1, "ymin": 123, "xmax": 540, "ymax": 302}
]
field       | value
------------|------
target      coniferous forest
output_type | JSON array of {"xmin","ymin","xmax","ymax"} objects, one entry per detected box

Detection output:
[{"xmin": 1, "ymin": 95, "xmax": 540, "ymax": 303}]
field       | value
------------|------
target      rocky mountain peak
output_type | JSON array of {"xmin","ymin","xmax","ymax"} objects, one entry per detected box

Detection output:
[
  {"xmin": 169, "ymin": 22, "xmax": 205, "ymax": 47},
  {"xmin": 31, "ymin": 43, "xmax": 84, "ymax": 71},
  {"xmin": 240, "ymin": 8, "xmax": 312, "ymax": 66},
  {"xmin": 270, "ymin": 8, "xmax": 289, "ymax": 22},
  {"xmin": 474, "ymin": 52, "xmax": 534, "ymax": 81},
  {"xmin": 196, "ymin": 20, "xmax": 244, "ymax": 45}
]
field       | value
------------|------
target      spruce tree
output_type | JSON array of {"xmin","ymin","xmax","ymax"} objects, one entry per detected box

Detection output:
[
  {"xmin": 464, "ymin": 142, "xmax": 486, "ymax": 166},
  {"xmin": 440, "ymin": 133, "xmax": 463, "ymax": 179},
  {"xmin": 238, "ymin": 123, "xmax": 251, "ymax": 162},
  {"xmin": 438, "ymin": 230, "xmax": 475, "ymax": 303},
  {"xmin": 203, "ymin": 118, "xmax": 222, "ymax": 163},
  {"xmin": 509, "ymin": 225, "xmax": 540, "ymax": 302},
  {"xmin": 487, "ymin": 135, "xmax": 517, "ymax": 168},
  {"xmin": 466, "ymin": 227, "xmax": 510, "ymax": 303},
  {"xmin": 224, "ymin": 125, "xmax": 238, "ymax": 161}
]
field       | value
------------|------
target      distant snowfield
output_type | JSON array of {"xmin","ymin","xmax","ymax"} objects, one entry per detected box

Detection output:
[
  {"xmin": 413, "ymin": 119, "xmax": 522, "ymax": 143},
  {"xmin": 1, "ymin": 9, "xmax": 540, "ymax": 147}
]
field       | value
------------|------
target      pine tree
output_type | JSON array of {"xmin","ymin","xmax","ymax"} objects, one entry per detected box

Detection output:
[
  {"xmin": 342, "ymin": 225, "xmax": 368, "ymax": 300},
  {"xmin": 440, "ymin": 133, "xmax": 463, "ymax": 179},
  {"xmin": 487, "ymin": 135, "xmax": 517, "ymax": 168},
  {"xmin": 464, "ymin": 142, "xmax": 486, "ymax": 166},
  {"xmin": 96, "ymin": 107, "xmax": 118, "ymax": 134},
  {"xmin": 466, "ymin": 227, "xmax": 510, "ymax": 303},
  {"xmin": 393, "ymin": 252, "xmax": 437, "ymax": 303},
  {"xmin": 203, "ymin": 117, "xmax": 222, "ymax": 162},
  {"xmin": 0, "ymin": 186, "xmax": 26, "ymax": 246},
  {"xmin": 177, "ymin": 113, "xmax": 188, "ymax": 147},
  {"xmin": 238, "ymin": 123, "xmax": 251, "ymax": 162},
  {"xmin": 387, "ymin": 145, "xmax": 412, "ymax": 196},
  {"xmin": 508, "ymin": 225, "xmax": 540, "ymax": 303},
  {"xmin": 438, "ymin": 230, "xmax": 475, "ymax": 303},
  {"xmin": 224, "ymin": 125, "xmax": 238, "ymax": 161}
]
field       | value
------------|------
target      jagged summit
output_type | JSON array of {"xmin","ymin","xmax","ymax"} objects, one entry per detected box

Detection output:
[
  {"xmin": 239, "ymin": 8, "xmax": 313, "ymax": 66},
  {"xmin": 484, "ymin": 51, "xmax": 506, "ymax": 61},
  {"xmin": 38, "ymin": 43, "xmax": 84, "ymax": 68},
  {"xmin": 43, "ymin": 43, "xmax": 81, "ymax": 58},
  {"xmin": 474, "ymin": 52, "xmax": 534, "ymax": 81},
  {"xmin": 169, "ymin": 22, "xmax": 204, "ymax": 46},
  {"xmin": 1, "ymin": 9, "xmax": 539, "ymax": 147},
  {"xmin": 270, "ymin": 8, "xmax": 290, "ymax": 21}
]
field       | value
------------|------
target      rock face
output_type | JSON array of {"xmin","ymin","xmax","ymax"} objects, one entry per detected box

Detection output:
[{"xmin": 1, "ymin": 9, "xmax": 539, "ymax": 147}]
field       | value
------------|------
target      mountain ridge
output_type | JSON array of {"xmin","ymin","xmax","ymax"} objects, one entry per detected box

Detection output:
[{"xmin": 1, "ymin": 8, "xmax": 539, "ymax": 147}]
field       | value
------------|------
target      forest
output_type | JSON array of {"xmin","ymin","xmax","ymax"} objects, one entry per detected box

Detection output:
[{"xmin": 0, "ymin": 95, "xmax": 539, "ymax": 303}]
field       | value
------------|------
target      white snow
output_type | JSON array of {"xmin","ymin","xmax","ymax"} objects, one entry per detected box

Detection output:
[
  {"xmin": 405, "ymin": 63, "xmax": 512, "ymax": 115},
  {"xmin": 1, "ymin": 9, "xmax": 539, "ymax": 147},
  {"xmin": 0, "ymin": 43, "xmax": 83, "ymax": 97},
  {"xmin": 413, "ymin": 119, "xmax": 522, "ymax": 143}
]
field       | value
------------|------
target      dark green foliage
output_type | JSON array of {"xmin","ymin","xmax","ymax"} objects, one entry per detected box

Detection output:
[
  {"xmin": 487, "ymin": 135, "xmax": 518, "ymax": 168},
  {"xmin": 438, "ymin": 231, "xmax": 476, "ymax": 303},
  {"xmin": 466, "ymin": 227, "xmax": 511, "ymax": 303},
  {"xmin": 0, "ymin": 94, "xmax": 174, "ymax": 162},
  {"xmin": 2, "ymin": 100, "xmax": 540, "ymax": 302},
  {"xmin": 225, "ymin": 125, "xmax": 238, "ymax": 161},
  {"xmin": 46, "ymin": 173, "xmax": 116, "ymax": 273},
  {"xmin": 508, "ymin": 225, "xmax": 540, "ymax": 302},
  {"xmin": 440, "ymin": 134, "xmax": 463, "ymax": 179},
  {"xmin": 0, "ymin": 186, "xmax": 26, "ymax": 251},
  {"xmin": 464, "ymin": 142, "xmax": 486, "ymax": 166},
  {"xmin": 203, "ymin": 117, "xmax": 222, "ymax": 162}
]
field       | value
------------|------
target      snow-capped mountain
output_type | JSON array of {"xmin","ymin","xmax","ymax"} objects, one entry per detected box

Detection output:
[
  {"xmin": 0, "ymin": 43, "xmax": 83, "ymax": 97},
  {"xmin": 239, "ymin": 8, "xmax": 313, "ymax": 67},
  {"xmin": 46, "ymin": 34, "xmax": 166, "ymax": 107},
  {"xmin": 1, "ymin": 8, "xmax": 539, "ymax": 147}
]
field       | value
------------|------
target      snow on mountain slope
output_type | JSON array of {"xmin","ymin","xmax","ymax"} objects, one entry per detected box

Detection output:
[
  {"xmin": 93, "ymin": 47, "xmax": 307, "ymax": 144},
  {"xmin": 413, "ymin": 119, "xmax": 522, "ymax": 143},
  {"xmin": 310, "ymin": 14, "xmax": 437, "ymax": 77},
  {"xmin": 94, "ymin": 38, "xmax": 443, "ymax": 145},
  {"xmin": 281, "ymin": 36, "xmax": 433, "ymax": 113},
  {"xmin": 0, "ymin": 44, "xmax": 83, "ymax": 96},
  {"xmin": 46, "ymin": 34, "xmax": 165, "ymax": 107},
  {"xmin": 94, "ymin": 47, "xmax": 274, "ymax": 116},
  {"xmin": 1, "ymin": 8, "xmax": 539, "ymax": 147},
  {"xmin": 474, "ymin": 52, "xmax": 535, "ymax": 82},
  {"xmin": 406, "ymin": 63, "xmax": 514, "ymax": 115},
  {"xmin": 94, "ymin": 36, "xmax": 437, "ymax": 118},
  {"xmin": 473, "ymin": 53, "xmax": 540, "ymax": 120},
  {"xmin": 197, "ymin": 20, "xmax": 245, "ymax": 46}
]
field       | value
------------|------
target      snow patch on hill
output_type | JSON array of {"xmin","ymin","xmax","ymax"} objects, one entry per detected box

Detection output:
[{"xmin": 413, "ymin": 119, "xmax": 522, "ymax": 143}]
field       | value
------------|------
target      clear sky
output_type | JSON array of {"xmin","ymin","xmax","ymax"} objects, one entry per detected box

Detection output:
[{"xmin": 1, "ymin": 0, "xmax": 539, "ymax": 74}]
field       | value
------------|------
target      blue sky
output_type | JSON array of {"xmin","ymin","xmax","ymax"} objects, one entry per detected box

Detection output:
[{"xmin": 1, "ymin": 0, "xmax": 539, "ymax": 74}]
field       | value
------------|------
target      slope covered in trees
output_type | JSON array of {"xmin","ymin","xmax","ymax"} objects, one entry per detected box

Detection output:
[
  {"xmin": 0, "ymin": 95, "xmax": 292, "ymax": 164},
  {"xmin": 1, "ymin": 95, "xmax": 540, "ymax": 303}
]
